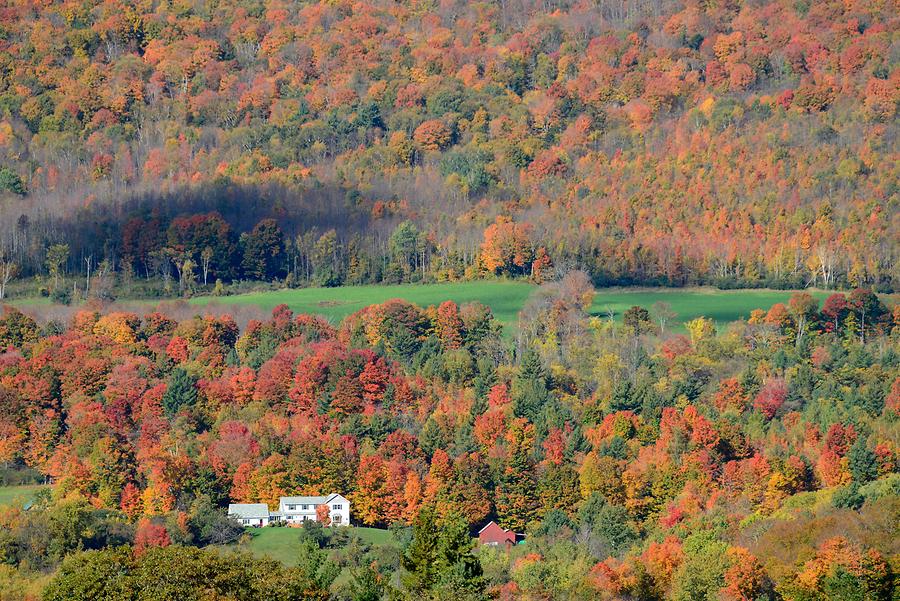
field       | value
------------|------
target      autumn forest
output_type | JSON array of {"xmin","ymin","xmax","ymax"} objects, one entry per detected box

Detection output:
[
  {"xmin": 0, "ymin": 0, "xmax": 898, "ymax": 600},
  {"xmin": 0, "ymin": 0, "xmax": 896, "ymax": 293}
]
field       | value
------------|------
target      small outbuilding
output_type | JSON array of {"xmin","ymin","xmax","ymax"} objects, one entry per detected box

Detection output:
[{"xmin": 477, "ymin": 521, "xmax": 517, "ymax": 548}]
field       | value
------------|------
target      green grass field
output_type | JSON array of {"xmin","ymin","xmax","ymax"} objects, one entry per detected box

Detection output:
[
  {"xmin": 190, "ymin": 282, "xmax": 836, "ymax": 332},
  {"xmin": 191, "ymin": 281, "xmax": 536, "ymax": 330},
  {"xmin": 238, "ymin": 526, "xmax": 395, "ymax": 566},
  {"xmin": 585, "ymin": 287, "xmax": 834, "ymax": 328},
  {"xmin": 7, "ymin": 281, "xmax": 855, "ymax": 334},
  {"xmin": 0, "ymin": 484, "xmax": 47, "ymax": 507}
]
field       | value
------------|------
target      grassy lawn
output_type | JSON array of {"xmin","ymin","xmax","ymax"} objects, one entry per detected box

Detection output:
[
  {"xmin": 0, "ymin": 484, "xmax": 47, "ymax": 507},
  {"xmin": 6, "ymin": 297, "xmax": 51, "ymax": 308},
  {"xmin": 351, "ymin": 526, "xmax": 394, "ymax": 546},
  {"xmin": 190, "ymin": 282, "xmax": 837, "ymax": 332},
  {"xmin": 238, "ymin": 526, "xmax": 395, "ymax": 566},
  {"xmin": 585, "ymin": 287, "xmax": 834, "ymax": 329},
  {"xmin": 191, "ymin": 281, "xmax": 535, "ymax": 330}
]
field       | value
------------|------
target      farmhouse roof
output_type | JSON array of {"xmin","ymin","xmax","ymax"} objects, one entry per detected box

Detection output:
[
  {"xmin": 227, "ymin": 503, "xmax": 271, "ymax": 519},
  {"xmin": 280, "ymin": 493, "xmax": 343, "ymax": 505}
]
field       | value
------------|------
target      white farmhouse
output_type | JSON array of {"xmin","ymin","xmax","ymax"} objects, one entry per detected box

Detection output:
[
  {"xmin": 227, "ymin": 503, "xmax": 279, "ymax": 527},
  {"xmin": 228, "ymin": 494, "xmax": 350, "ymax": 527},
  {"xmin": 279, "ymin": 494, "xmax": 350, "ymax": 526}
]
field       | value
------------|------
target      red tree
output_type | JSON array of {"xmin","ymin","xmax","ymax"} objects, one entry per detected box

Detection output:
[{"xmin": 134, "ymin": 519, "xmax": 171, "ymax": 555}]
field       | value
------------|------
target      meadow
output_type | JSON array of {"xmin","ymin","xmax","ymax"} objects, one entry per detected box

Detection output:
[
  {"xmin": 190, "ymin": 282, "xmax": 836, "ymax": 332},
  {"xmin": 0, "ymin": 485, "xmax": 47, "ymax": 507},
  {"xmin": 235, "ymin": 526, "xmax": 395, "ymax": 567}
]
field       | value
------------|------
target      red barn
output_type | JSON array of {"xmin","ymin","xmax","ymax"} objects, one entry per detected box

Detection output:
[{"xmin": 478, "ymin": 521, "xmax": 516, "ymax": 548}]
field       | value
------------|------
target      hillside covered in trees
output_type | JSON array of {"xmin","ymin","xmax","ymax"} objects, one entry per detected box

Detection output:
[
  {"xmin": 0, "ymin": 277, "xmax": 898, "ymax": 599},
  {"xmin": 0, "ymin": 0, "xmax": 897, "ymax": 294}
]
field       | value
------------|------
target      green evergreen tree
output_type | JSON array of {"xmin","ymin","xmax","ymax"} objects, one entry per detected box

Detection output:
[
  {"xmin": 495, "ymin": 432, "xmax": 539, "ymax": 531},
  {"xmin": 401, "ymin": 506, "xmax": 440, "ymax": 593},
  {"xmin": 512, "ymin": 349, "xmax": 550, "ymax": 421},
  {"xmin": 162, "ymin": 367, "xmax": 198, "ymax": 416},
  {"xmin": 832, "ymin": 482, "xmax": 864, "ymax": 510},
  {"xmin": 610, "ymin": 379, "xmax": 639, "ymax": 412},
  {"xmin": 401, "ymin": 509, "xmax": 485, "ymax": 598},
  {"xmin": 591, "ymin": 504, "xmax": 638, "ymax": 556},
  {"xmin": 396, "ymin": 327, "xmax": 423, "ymax": 361},
  {"xmin": 471, "ymin": 357, "xmax": 497, "ymax": 415},
  {"xmin": 435, "ymin": 513, "xmax": 485, "ymax": 596},
  {"xmin": 565, "ymin": 425, "xmax": 590, "ymax": 457},
  {"xmin": 848, "ymin": 440, "xmax": 878, "ymax": 484},
  {"xmin": 577, "ymin": 492, "xmax": 608, "ymax": 526},
  {"xmin": 452, "ymin": 420, "xmax": 478, "ymax": 456},
  {"xmin": 0, "ymin": 167, "xmax": 26, "ymax": 195}
]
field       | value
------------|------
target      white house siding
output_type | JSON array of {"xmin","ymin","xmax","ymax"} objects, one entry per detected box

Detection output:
[{"xmin": 279, "ymin": 494, "xmax": 350, "ymax": 526}]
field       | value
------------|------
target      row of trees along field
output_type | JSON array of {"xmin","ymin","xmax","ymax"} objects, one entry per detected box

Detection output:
[
  {"xmin": 0, "ymin": 274, "xmax": 897, "ymax": 599},
  {"xmin": 0, "ymin": 202, "xmax": 895, "ymax": 305},
  {"xmin": 1, "ymin": 206, "xmax": 552, "ymax": 303},
  {"xmin": 0, "ymin": 0, "xmax": 897, "ymax": 292}
]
